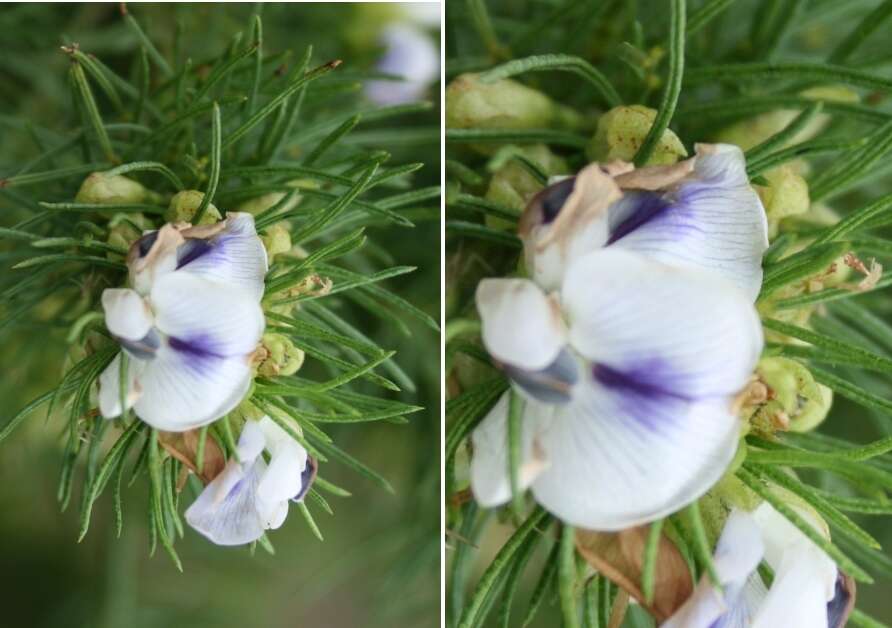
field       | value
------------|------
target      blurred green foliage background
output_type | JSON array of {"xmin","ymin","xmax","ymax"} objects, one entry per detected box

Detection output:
[{"xmin": 0, "ymin": 3, "xmax": 440, "ymax": 627}]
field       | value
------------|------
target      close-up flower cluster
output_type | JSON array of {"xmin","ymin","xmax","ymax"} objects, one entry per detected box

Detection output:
[{"xmin": 446, "ymin": 1, "xmax": 892, "ymax": 626}]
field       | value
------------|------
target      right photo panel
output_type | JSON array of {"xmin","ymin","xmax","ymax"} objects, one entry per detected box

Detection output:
[{"xmin": 444, "ymin": 1, "xmax": 892, "ymax": 626}]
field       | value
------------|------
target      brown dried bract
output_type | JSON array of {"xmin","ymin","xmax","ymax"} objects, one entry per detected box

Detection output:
[
  {"xmin": 614, "ymin": 158, "xmax": 695, "ymax": 191},
  {"xmin": 127, "ymin": 223, "xmax": 184, "ymax": 271},
  {"xmin": 158, "ymin": 429, "xmax": 226, "ymax": 485},
  {"xmin": 575, "ymin": 526, "xmax": 694, "ymax": 622}
]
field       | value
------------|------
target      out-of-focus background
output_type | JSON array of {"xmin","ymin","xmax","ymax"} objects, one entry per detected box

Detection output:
[{"xmin": 0, "ymin": 3, "xmax": 440, "ymax": 628}]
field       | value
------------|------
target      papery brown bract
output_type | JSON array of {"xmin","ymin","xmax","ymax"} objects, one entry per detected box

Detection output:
[{"xmin": 575, "ymin": 526, "xmax": 693, "ymax": 622}]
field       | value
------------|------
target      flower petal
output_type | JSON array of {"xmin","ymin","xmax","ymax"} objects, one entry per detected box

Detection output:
[
  {"xmin": 470, "ymin": 391, "xmax": 554, "ymax": 508},
  {"xmin": 476, "ymin": 278, "xmax": 565, "ymax": 371},
  {"xmin": 751, "ymin": 548, "xmax": 831, "ymax": 628},
  {"xmin": 175, "ymin": 213, "xmax": 268, "ymax": 301},
  {"xmin": 236, "ymin": 419, "xmax": 265, "ymax": 463},
  {"xmin": 102, "ymin": 289, "xmax": 153, "ymax": 341},
  {"xmin": 256, "ymin": 416, "xmax": 309, "ymax": 504},
  {"xmin": 531, "ymin": 387, "xmax": 741, "ymax": 529},
  {"xmin": 133, "ymin": 345, "xmax": 253, "ymax": 431},
  {"xmin": 662, "ymin": 510, "xmax": 765, "ymax": 628},
  {"xmin": 150, "ymin": 272, "xmax": 265, "ymax": 357},
  {"xmin": 563, "ymin": 249, "xmax": 763, "ymax": 400},
  {"xmin": 98, "ymin": 351, "xmax": 146, "ymax": 419},
  {"xmin": 607, "ymin": 144, "xmax": 768, "ymax": 300},
  {"xmin": 366, "ymin": 25, "xmax": 439, "ymax": 106},
  {"xmin": 185, "ymin": 459, "xmax": 266, "ymax": 546}
]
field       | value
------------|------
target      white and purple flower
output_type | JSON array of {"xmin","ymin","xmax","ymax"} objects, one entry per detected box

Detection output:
[
  {"xmin": 663, "ymin": 505, "xmax": 851, "ymax": 628},
  {"xmin": 470, "ymin": 144, "xmax": 768, "ymax": 530},
  {"xmin": 185, "ymin": 416, "xmax": 317, "ymax": 546},
  {"xmin": 98, "ymin": 213, "xmax": 268, "ymax": 432},
  {"xmin": 365, "ymin": 4, "xmax": 440, "ymax": 106}
]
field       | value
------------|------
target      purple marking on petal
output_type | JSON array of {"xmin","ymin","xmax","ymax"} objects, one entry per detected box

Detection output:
[
  {"xmin": 593, "ymin": 361, "xmax": 694, "ymax": 402},
  {"xmin": 168, "ymin": 334, "xmax": 227, "ymax": 361},
  {"xmin": 292, "ymin": 456, "xmax": 318, "ymax": 503},
  {"xmin": 226, "ymin": 477, "xmax": 245, "ymax": 500},
  {"xmin": 136, "ymin": 230, "xmax": 159, "ymax": 257},
  {"xmin": 606, "ymin": 192, "xmax": 672, "ymax": 245},
  {"xmin": 176, "ymin": 238, "xmax": 214, "ymax": 268},
  {"xmin": 592, "ymin": 360, "xmax": 698, "ymax": 429},
  {"xmin": 540, "ymin": 177, "xmax": 576, "ymax": 224},
  {"xmin": 827, "ymin": 571, "xmax": 854, "ymax": 628}
]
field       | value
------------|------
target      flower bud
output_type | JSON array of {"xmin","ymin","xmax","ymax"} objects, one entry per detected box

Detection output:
[
  {"xmin": 715, "ymin": 86, "xmax": 859, "ymax": 151},
  {"xmin": 756, "ymin": 165, "xmax": 810, "ymax": 237},
  {"xmin": 750, "ymin": 357, "xmax": 832, "ymax": 433},
  {"xmin": 106, "ymin": 212, "xmax": 153, "ymax": 255},
  {"xmin": 587, "ymin": 105, "xmax": 687, "ymax": 165},
  {"xmin": 257, "ymin": 333, "xmax": 305, "ymax": 378},
  {"xmin": 446, "ymin": 73, "xmax": 583, "ymax": 132},
  {"xmin": 76, "ymin": 171, "xmax": 159, "ymax": 205},
  {"xmin": 235, "ymin": 191, "xmax": 301, "ymax": 216},
  {"xmin": 165, "ymin": 190, "xmax": 222, "ymax": 224},
  {"xmin": 485, "ymin": 145, "xmax": 569, "ymax": 212},
  {"xmin": 261, "ymin": 223, "xmax": 293, "ymax": 261}
]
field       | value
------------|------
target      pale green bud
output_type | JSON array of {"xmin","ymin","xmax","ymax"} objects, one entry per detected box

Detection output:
[
  {"xmin": 715, "ymin": 86, "xmax": 859, "ymax": 151},
  {"xmin": 258, "ymin": 333, "xmax": 305, "ymax": 378},
  {"xmin": 106, "ymin": 212, "xmax": 154, "ymax": 255},
  {"xmin": 484, "ymin": 145, "xmax": 568, "ymax": 230},
  {"xmin": 446, "ymin": 73, "xmax": 583, "ymax": 132},
  {"xmin": 587, "ymin": 105, "xmax": 687, "ymax": 165},
  {"xmin": 235, "ymin": 191, "xmax": 301, "ymax": 216},
  {"xmin": 756, "ymin": 165, "xmax": 810, "ymax": 237},
  {"xmin": 261, "ymin": 223, "xmax": 292, "ymax": 260},
  {"xmin": 76, "ymin": 171, "xmax": 159, "ymax": 205},
  {"xmin": 751, "ymin": 357, "xmax": 832, "ymax": 433},
  {"xmin": 166, "ymin": 190, "xmax": 222, "ymax": 224}
]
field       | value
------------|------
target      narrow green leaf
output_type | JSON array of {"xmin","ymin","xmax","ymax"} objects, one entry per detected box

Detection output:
[
  {"xmin": 458, "ymin": 507, "xmax": 550, "ymax": 628},
  {"xmin": 103, "ymin": 161, "xmax": 184, "ymax": 190},
  {"xmin": 635, "ymin": 0, "xmax": 685, "ymax": 166},
  {"xmin": 559, "ymin": 524, "xmax": 581, "ymax": 628},
  {"xmin": 70, "ymin": 60, "xmax": 116, "ymax": 162},
  {"xmin": 193, "ymin": 102, "xmax": 221, "ymax": 223},
  {"xmin": 686, "ymin": 500, "xmax": 721, "ymax": 588},
  {"xmin": 479, "ymin": 54, "xmax": 620, "ymax": 108},
  {"xmin": 642, "ymin": 518, "xmax": 665, "ymax": 604}
]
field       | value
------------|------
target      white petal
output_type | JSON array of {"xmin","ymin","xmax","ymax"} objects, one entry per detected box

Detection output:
[
  {"xmin": 150, "ymin": 272, "xmax": 265, "ymax": 357},
  {"xmin": 185, "ymin": 459, "xmax": 266, "ymax": 546},
  {"xmin": 470, "ymin": 391, "xmax": 554, "ymax": 507},
  {"xmin": 98, "ymin": 352, "xmax": 146, "ymax": 419},
  {"xmin": 366, "ymin": 25, "xmax": 439, "ymax": 106},
  {"xmin": 256, "ymin": 416, "xmax": 308, "ymax": 504},
  {"xmin": 476, "ymin": 278, "xmax": 565, "ymax": 371},
  {"xmin": 607, "ymin": 144, "xmax": 768, "ymax": 301},
  {"xmin": 236, "ymin": 420, "xmax": 265, "ymax": 463},
  {"xmin": 563, "ymin": 249, "xmax": 763, "ymax": 400},
  {"xmin": 663, "ymin": 510, "xmax": 766, "ymax": 628},
  {"xmin": 752, "ymin": 501, "xmax": 836, "ymax": 599},
  {"xmin": 532, "ymin": 390, "xmax": 740, "ymax": 529},
  {"xmin": 102, "ymin": 289, "xmax": 153, "ymax": 341},
  {"xmin": 176, "ymin": 213, "xmax": 269, "ymax": 301},
  {"xmin": 133, "ymin": 344, "xmax": 253, "ymax": 431},
  {"xmin": 751, "ymin": 548, "xmax": 830, "ymax": 628}
]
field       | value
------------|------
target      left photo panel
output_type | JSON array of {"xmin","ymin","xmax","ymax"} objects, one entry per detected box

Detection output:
[{"xmin": 0, "ymin": 3, "xmax": 441, "ymax": 628}]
